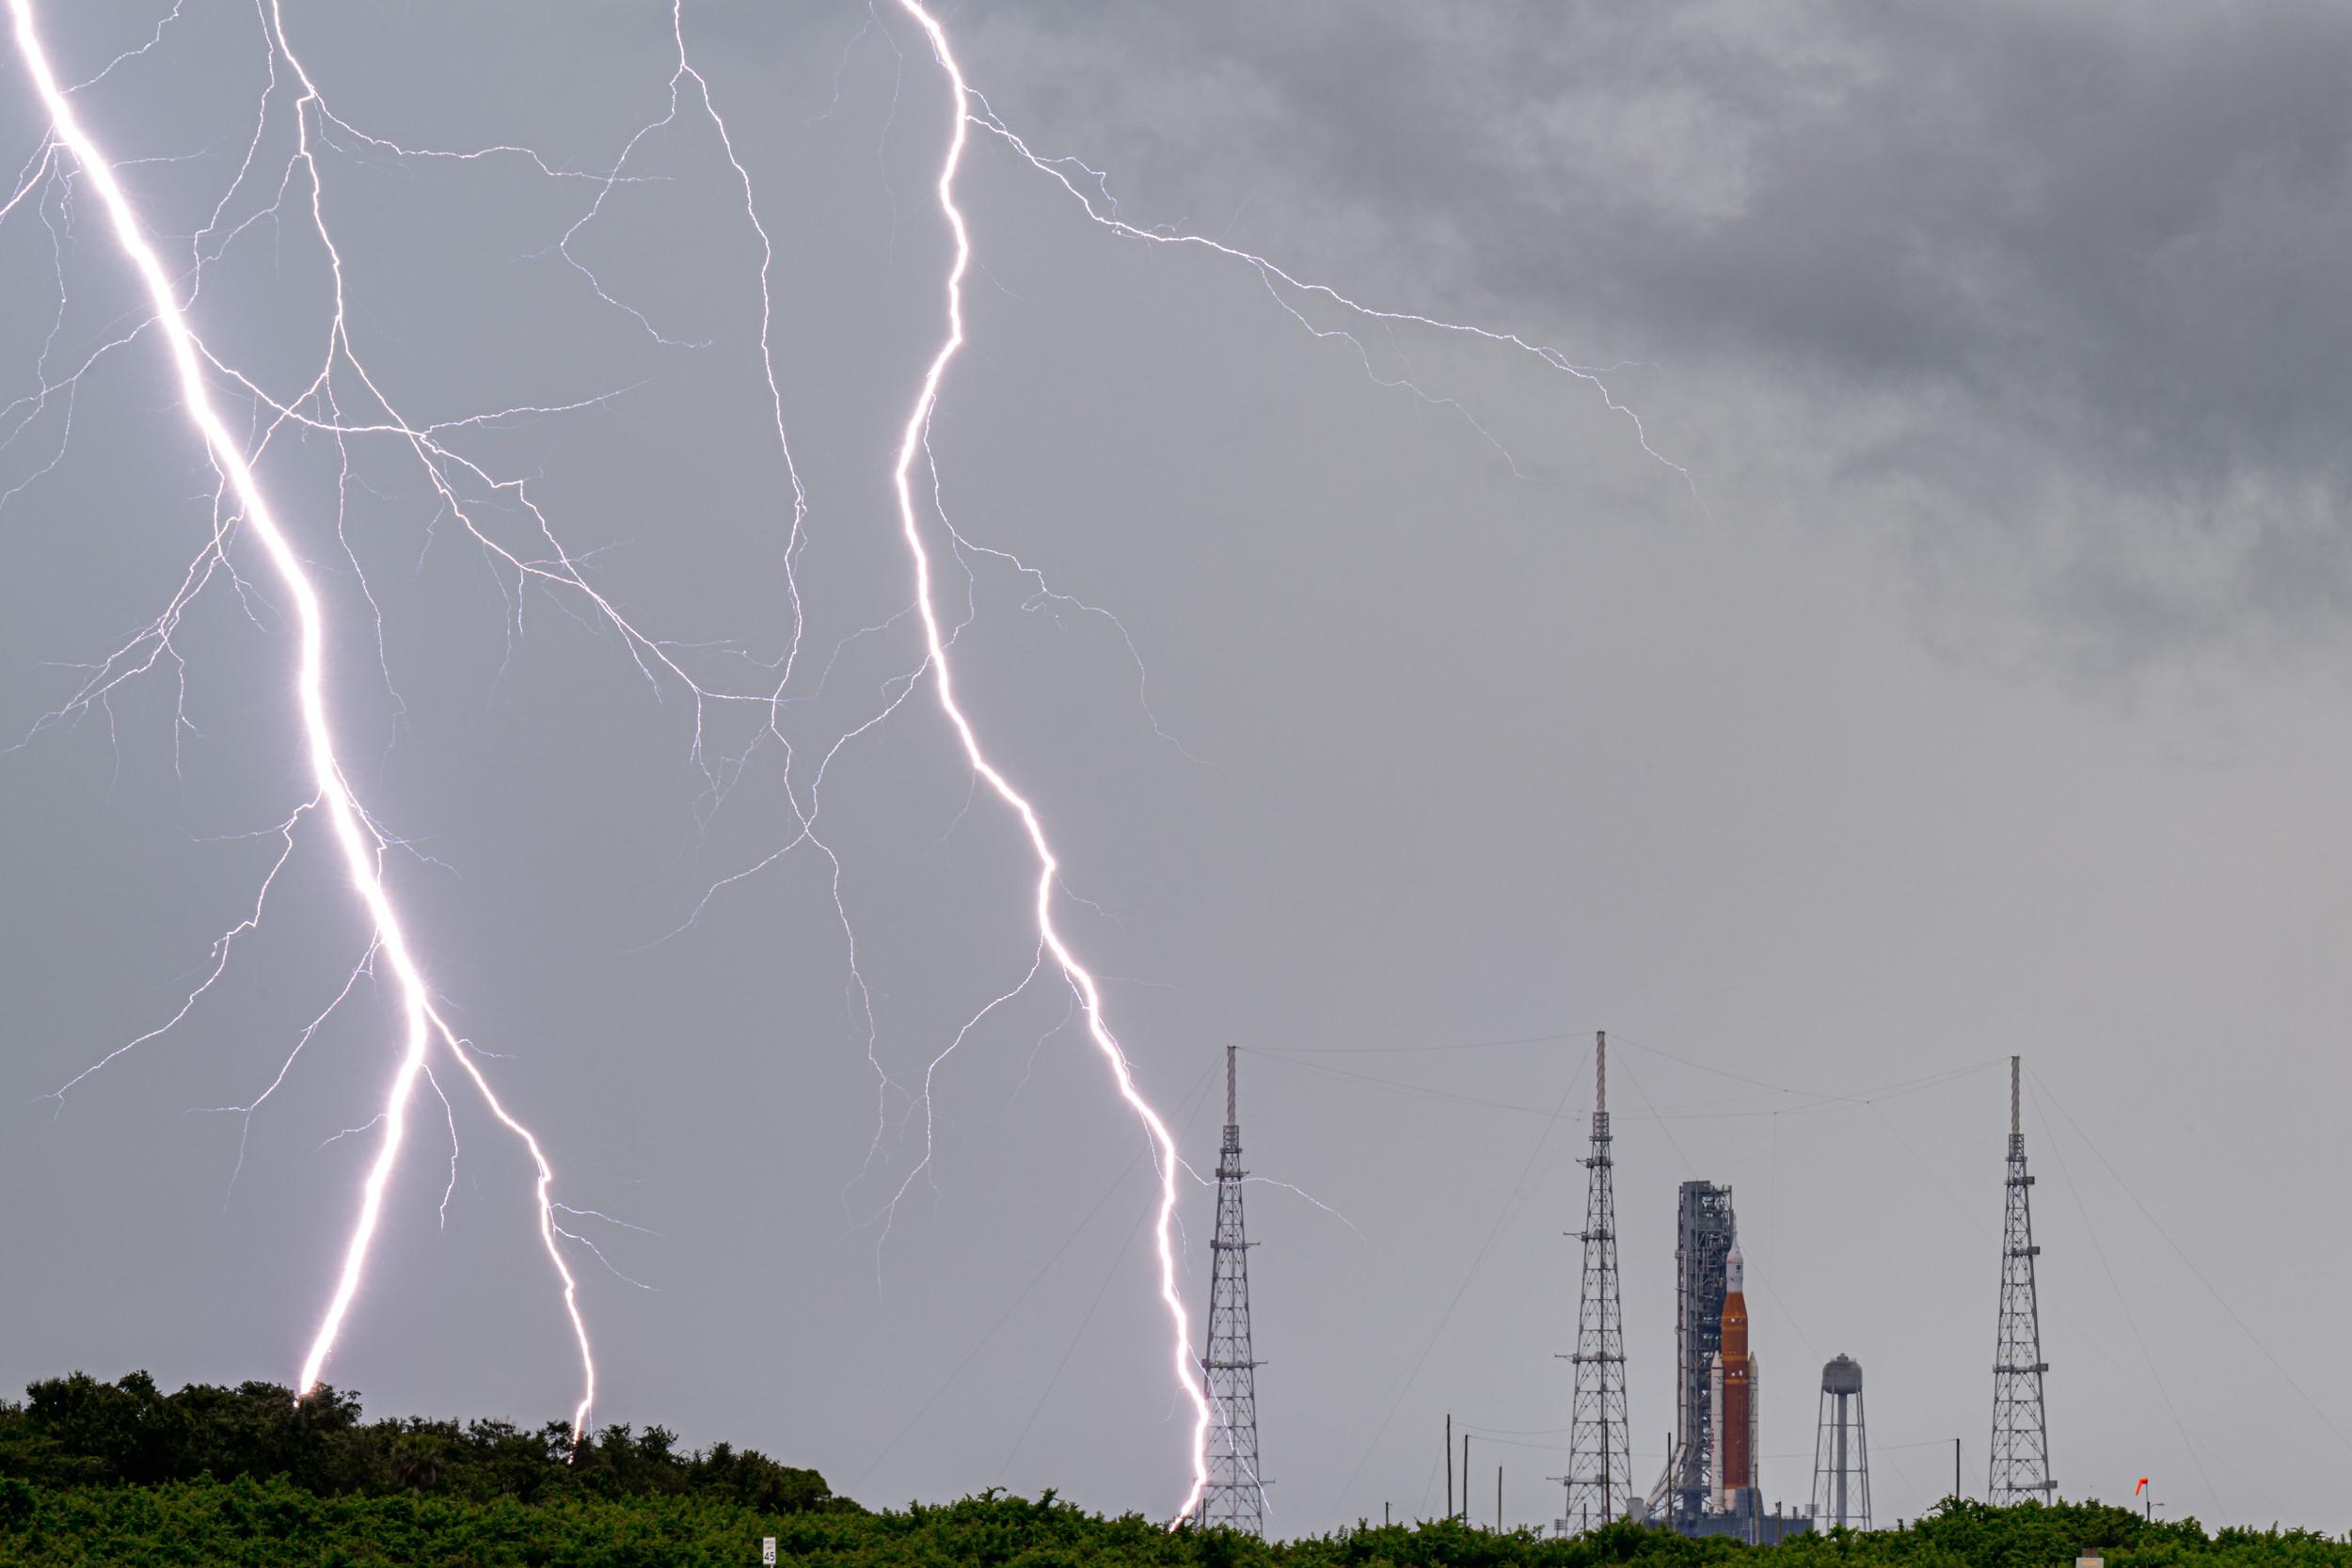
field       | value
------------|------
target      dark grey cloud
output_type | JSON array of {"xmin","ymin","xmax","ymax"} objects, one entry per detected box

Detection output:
[{"xmin": 961, "ymin": 1, "xmax": 2352, "ymax": 666}]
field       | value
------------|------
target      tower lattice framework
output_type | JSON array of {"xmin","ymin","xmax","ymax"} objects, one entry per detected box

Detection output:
[
  {"xmin": 1672, "ymin": 1180, "xmax": 1734, "ymax": 1528},
  {"xmin": 1989, "ymin": 1054, "xmax": 2054, "ymax": 1504},
  {"xmin": 1565, "ymin": 1031, "xmax": 1632, "ymax": 1531},
  {"xmin": 1197, "ymin": 1045, "xmax": 1264, "ymax": 1534}
]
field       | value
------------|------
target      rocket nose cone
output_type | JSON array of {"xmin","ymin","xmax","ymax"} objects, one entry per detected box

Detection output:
[{"xmin": 1725, "ymin": 1244, "xmax": 1744, "ymax": 1291}]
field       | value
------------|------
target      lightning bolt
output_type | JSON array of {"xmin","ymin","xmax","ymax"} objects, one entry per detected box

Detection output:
[
  {"xmin": 872, "ymin": 2, "xmax": 1691, "ymax": 1518},
  {"xmin": 881, "ymin": 0, "xmax": 1213, "ymax": 1521},
  {"xmin": 965, "ymin": 101, "xmax": 1694, "ymax": 495},
  {"xmin": 4, "ymin": 0, "xmax": 596, "ymax": 1439},
  {"xmin": 8, "ymin": 0, "xmax": 1692, "ymax": 1513}
]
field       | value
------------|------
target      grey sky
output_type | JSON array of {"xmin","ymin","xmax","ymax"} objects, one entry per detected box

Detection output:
[{"xmin": 4, "ymin": 0, "xmax": 2350, "ymax": 1535}]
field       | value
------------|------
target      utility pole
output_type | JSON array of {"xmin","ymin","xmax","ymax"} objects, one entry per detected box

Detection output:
[
  {"xmin": 1196, "ymin": 1046, "xmax": 1264, "ymax": 1534},
  {"xmin": 1953, "ymin": 1438, "xmax": 1961, "ymax": 1503},
  {"xmin": 1462, "ymin": 1434, "xmax": 1470, "ymax": 1523},
  {"xmin": 1565, "ymin": 1031, "xmax": 1632, "ymax": 1530},
  {"xmin": 1497, "ymin": 1465, "xmax": 1502, "ymax": 1532},
  {"xmin": 1989, "ymin": 1056, "xmax": 2055, "ymax": 1505}
]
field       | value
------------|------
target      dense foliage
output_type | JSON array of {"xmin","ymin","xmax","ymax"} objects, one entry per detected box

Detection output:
[
  {"xmin": 4, "ymin": 1374, "xmax": 2348, "ymax": 1565},
  {"xmin": 0, "ymin": 1371, "xmax": 844, "ymax": 1512},
  {"xmin": 3, "ymin": 1485, "xmax": 2348, "ymax": 1568}
]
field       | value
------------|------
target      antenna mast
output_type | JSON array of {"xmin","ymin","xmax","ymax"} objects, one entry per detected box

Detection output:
[
  {"xmin": 1197, "ymin": 1045, "xmax": 1264, "ymax": 1533},
  {"xmin": 1989, "ymin": 1055, "xmax": 2055, "ymax": 1504},
  {"xmin": 1565, "ymin": 1031, "xmax": 1632, "ymax": 1530}
]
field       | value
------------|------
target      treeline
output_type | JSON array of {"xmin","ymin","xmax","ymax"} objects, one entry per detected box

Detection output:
[
  {"xmin": 4, "ymin": 1374, "xmax": 2351, "ymax": 1565},
  {"xmin": 0, "ymin": 1371, "xmax": 847, "ymax": 1513},
  {"xmin": 2, "ymin": 1486, "xmax": 2347, "ymax": 1568}
]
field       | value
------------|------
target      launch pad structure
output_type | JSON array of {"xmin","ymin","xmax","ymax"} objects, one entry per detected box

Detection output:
[
  {"xmin": 1672, "ymin": 1180, "xmax": 1736, "ymax": 1529},
  {"xmin": 1532, "ymin": 1044, "xmax": 2068, "ymax": 1541}
]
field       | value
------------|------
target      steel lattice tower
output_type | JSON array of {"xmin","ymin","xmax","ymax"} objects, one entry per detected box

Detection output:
[
  {"xmin": 1197, "ymin": 1046, "xmax": 1263, "ymax": 1534},
  {"xmin": 1565, "ymin": 1031, "xmax": 1632, "ymax": 1532},
  {"xmin": 1989, "ymin": 1054, "xmax": 2054, "ymax": 1505}
]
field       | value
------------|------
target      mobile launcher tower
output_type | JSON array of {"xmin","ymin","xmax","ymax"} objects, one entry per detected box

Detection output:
[
  {"xmin": 1647, "ymin": 1183, "xmax": 1809, "ymax": 1544},
  {"xmin": 1662, "ymin": 1181, "xmax": 1734, "ymax": 1529}
]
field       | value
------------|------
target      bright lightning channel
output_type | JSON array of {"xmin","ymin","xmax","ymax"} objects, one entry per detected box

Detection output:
[
  {"xmin": 8, "ymin": 0, "xmax": 1692, "ymax": 1511},
  {"xmin": 4, "ymin": 0, "xmax": 595, "ymax": 1438},
  {"xmin": 886, "ymin": 0, "xmax": 1214, "ymax": 1523}
]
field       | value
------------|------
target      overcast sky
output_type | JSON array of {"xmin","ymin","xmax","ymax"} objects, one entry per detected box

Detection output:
[{"xmin": 6, "ymin": 0, "xmax": 2352, "ymax": 1535}]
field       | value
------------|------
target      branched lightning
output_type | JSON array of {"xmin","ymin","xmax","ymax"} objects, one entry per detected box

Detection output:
[
  {"xmin": 853, "ymin": 23, "xmax": 1697, "ymax": 1511},
  {"xmin": 1171, "ymin": 1157, "xmax": 1365, "ymax": 1243},
  {"xmin": 186, "ymin": 936, "xmax": 379, "ymax": 1198},
  {"xmin": 4, "ymin": 0, "xmax": 601, "ymax": 1438},
  {"xmin": 9, "ymin": 5, "xmax": 866, "ymax": 1433},
  {"xmin": 962, "ymin": 98, "xmax": 1696, "ymax": 497},
  {"xmin": 5, "ymin": 0, "xmax": 1697, "ymax": 1514},
  {"xmin": 880, "ymin": 0, "xmax": 1213, "ymax": 1521},
  {"xmin": 42, "ymin": 801, "xmax": 310, "ymax": 1105}
]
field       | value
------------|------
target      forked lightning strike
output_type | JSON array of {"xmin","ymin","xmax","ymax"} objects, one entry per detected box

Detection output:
[
  {"xmin": 4, "ymin": 0, "xmax": 596, "ymax": 1439},
  {"xmin": 8, "ymin": 0, "xmax": 1688, "ymax": 1514}
]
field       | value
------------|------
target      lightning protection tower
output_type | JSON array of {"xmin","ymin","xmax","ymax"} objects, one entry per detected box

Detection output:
[
  {"xmin": 1197, "ymin": 1045, "xmax": 1264, "ymax": 1534},
  {"xmin": 1989, "ymin": 1055, "xmax": 2054, "ymax": 1505},
  {"xmin": 1565, "ymin": 1031, "xmax": 1632, "ymax": 1531},
  {"xmin": 1810, "ymin": 1355, "xmax": 1870, "ymax": 1529}
]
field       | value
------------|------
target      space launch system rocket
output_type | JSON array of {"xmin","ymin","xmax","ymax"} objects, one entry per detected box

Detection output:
[{"xmin": 1707, "ymin": 1243, "xmax": 1759, "ymax": 1510}]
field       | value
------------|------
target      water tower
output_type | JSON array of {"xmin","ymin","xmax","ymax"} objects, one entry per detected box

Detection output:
[{"xmin": 1810, "ymin": 1354, "xmax": 1870, "ymax": 1529}]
